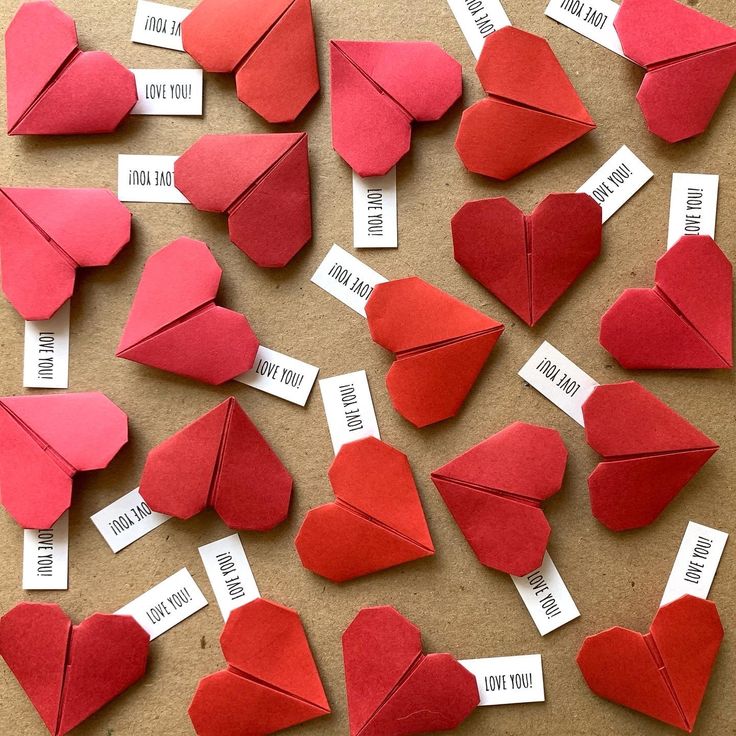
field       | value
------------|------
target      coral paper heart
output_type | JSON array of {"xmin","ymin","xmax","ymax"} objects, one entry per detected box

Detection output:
[
  {"xmin": 330, "ymin": 40, "xmax": 462, "ymax": 177},
  {"xmin": 4, "ymin": 1, "xmax": 137, "ymax": 135},
  {"xmin": 0, "ymin": 392, "xmax": 127, "ymax": 529},
  {"xmin": 343, "ymin": 606, "xmax": 479, "ymax": 736},
  {"xmin": 582, "ymin": 382, "xmax": 718, "ymax": 531},
  {"xmin": 0, "ymin": 602, "xmax": 149, "ymax": 736},
  {"xmin": 452, "ymin": 193, "xmax": 602, "ymax": 325},
  {"xmin": 295, "ymin": 437, "xmax": 434, "ymax": 582},
  {"xmin": 614, "ymin": 0, "xmax": 736, "ymax": 143},
  {"xmin": 600, "ymin": 235, "xmax": 733, "ymax": 369},
  {"xmin": 175, "ymin": 133, "xmax": 312, "ymax": 268},
  {"xmin": 455, "ymin": 27, "xmax": 595, "ymax": 180},
  {"xmin": 577, "ymin": 595, "xmax": 723, "ymax": 732},
  {"xmin": 116, "ymin": 237, "xmax": 259, "ymax": 384},
  {"xmin": 188, "ymin": 598, "xmax": 330, "ymax": 735},
  {"xmin": 139, "ymin": 397, "xmax": 292, "ymax": 531},
  {"xmin": 431, "ymin": 422, "xmax": 568, "ymax": 576}
]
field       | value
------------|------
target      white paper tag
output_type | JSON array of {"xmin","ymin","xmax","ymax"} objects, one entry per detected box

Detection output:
[
  {"xmin": 577, "ymin": 145, "xmax": 653, "ymax": 223},
  {"xmin": 235, "ymin": 345, "xmax": 319, "ymax": 407},
  {"xmin": 544, "ymin": 0, "xmax": 625, "ymax": 57},
  {"xmin": 460, "ymin": 655, "xmax": 545, "ymax": 705},
  {"xmin": 90, "ymin": 488, "xmax": 171, "ymax": 553},
  {"xmin": 667, "ymin": 173, "xmax": 719, "ymax": 248},
  {"xmin": 319, "ymin": 370, "xmax": 380, "ymax": 454},
  {"xmin": 117, "ymin": 154, "xmax": 189, "ymax": 204},
  {"xmin": 310, "ymin": 244, "xmax": 387, "ymax": 317},
  {"xmin": 131, "ymin": 0, "xmax": 189, "ymax": 51},
  {"xmin": 353, "ymin": 169, "xmax": 398, "ymax": 249},
  {"xmin": 199, "ymin": 534, "xmax": 260, "ymax": 620},
  {"xmin": 131, "ymin": 69, "xmax": 203, "ymax": 116},
  {"xmin": 446, "ymin": 0, "xmax": 512, "ymax": 58},
  {"xmin": 511, "ymin": 552, "xmax": 580, "ymax": 636},
  {"xmin": 116, "ymin": 568, "xmax": 207, "ymax": 639},
  {"xmin": 22, "ymin": 512, "xmax": 69, "ymax": 590},
  {"xmin": 23, "ymin": 300, "xmax": 70, "ymax": 389}
]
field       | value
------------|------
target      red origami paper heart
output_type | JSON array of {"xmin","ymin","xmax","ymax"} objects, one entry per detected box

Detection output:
[
  {"xmin": 365, "ymin": 276, "xmax": 504, "ymax": 427},
  {"xmin": 330, "ymin": 40, "xmax": 462, "ymax": 177},
  {"xmin": 577, "ymin": 595, "xmax": 723, "ymax": 732},
  {"xmin": 343, "ymin": 606, "xmax": 479, "ymax": 736},
  {"xmin": 0, "ymin": 602, "xmax": 149, "ymax": 736},
  {"xmin": 582, "ymin": 382, "xmax": 718, "ymax": 531},
  {"xmin": 189, "ymin": 598, "xmax": 330, "ymax": 735},
  {"xmin": 182, "ymin": 0, "xmax": 319, "ymax": 123},
  {"xmin": 452, "ymin": 193, "xmax": 602, "ymax": 325},
  {"xmin": 175, "ymin": 134, "xmax": 312, "ymax": 268},
  {"xmin": 615, "ymin": 0, "xmax": 736, "ymax": 143},
  {"xmin": 0, "ymin": 392, "xmax": 127, "ymax": 529},
  {"xmin": 116, "ymin": 237, "xmax": 259, "ymax": 384},
  {"xmin": 431, "ymin": 422, "xmax": 568, "ymax": 576},
  {"xmin": 295, "ymin": 437, "xmax": 434, "ymax": 582},
  {"xmin": 455, "ymin": 27, "xmax": 596, "ymax": 180},
  {"xmin": 4, "ymin": 0, "xmax": 137, "ymax": 135},
  {"xmin": 139, "ymin": 397, "xmax": 292, "ymax": 530},
  {"xmin": 0, "ymin": 187, "xmax": 131, "ymax": 320},
  {"xmin": 600, "ymin": 235, "xmax": 733, "ymax": 369}
]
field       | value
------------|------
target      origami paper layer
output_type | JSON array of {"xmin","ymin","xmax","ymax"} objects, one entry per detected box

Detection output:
[
  {"xmin": 175, "ymin": 134, "xmax": 312, "ymax": 268},
  {"xmin": 139, "ymin": 397, "xmax": 292, "ymax": 531},
  {"xmin": 0, "ymin": 602, "xmax": 149, "ymax": 736},
  {"xmin": 577, "ymin": 595, "xmax": 723, "ymax": 732},
  {"xmin": 295, "ymin": 437, "xmax": 434, "ymax": 582},
  {"xmin": 343, "ymin": 606, "xmax": 478, "ymax": 736},
  {"xmin": 582, "ymin": 382, "xmax": 718, "ymax": 531},
  {"xmin": 0, "ymin": 392, "xmax": 127, "ymax": 529},
  {"xmin": 330, "ymin": 40, "xmax": 462, "ymax": 177},
  {"xmin": 365, "ymin": 276, "xmax": 504, "ymax": 428},
  {"xmin": 116, "ymin": 237, "xmax": 259, "ymax": 384},
  {"xmin": 452, "ymin": 193, "xmax": 602, "ymax": 325},
  {"xmin": 4, "ymin": 0, "xmax": 136, "ymax": 135},
  {"xmin": 189, "ymin": 598, "xmax": 330, "ymax": 735},
  {"xmin": 431, "ymin": 422, "xmax": 568, "ymax": 576},
  {"xmin": 455, "ymin": 27, "xmax": 596, "ymax": 180},
  {"xmin": 600, "ymin": 236, "xmax": 733, "ymax": 369},
  {"xmin": 182, "ymin": 0, "xmax": 319, "ymax": 123},
  {"xmin": 615, "ymin": 0, "xmax": 736, "ymax": 143},
  {"xmin": 0, "ymin": 187, "xmax": 131, "ymax": 320}
]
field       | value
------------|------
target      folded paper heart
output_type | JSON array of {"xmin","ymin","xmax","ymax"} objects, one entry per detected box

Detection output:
[
  {"xmin": 452, "ymin": 193, "xmax": 602, "ymax": 325},
  {"xmin": 343, "ymin": 606, "xmax": 479, "ymax": 736},
  {"xmin": 600, "ymin": 235, "xmax": 733, "ymax": 369},
  {"xmin": 330, "ymin": 40, "xmax": 462, "ymax": 177},
  {"xmin": 455, "ymin": 27, "xmax": 596, "ymax": 180},
  {"xmin": 182, "ymin": 0, "xmax": 319, "ymax": 123},
  {"xmin": 582, "ymin": 381, "xmax": 718, "ymax": 531},
  {"xmin": 365, "ymin": 276, "xmax": 504, "ymax": 427},
  {"xmin": 0, "ymin": 602, "xmax": 149, "ymax": 736},
  {"xmin": 5, "ymin": 0, "xmax": 137, "ymax": 135},
  {"xmin": 577, "ymin": 595, "xmax": 723, "ymax": 732},
  {"xmin": 0, "ymin": 392, "xmax": 127, "ymax": 529},
  {"xmin": 614, "ymin": 0, "xmax": 736, "ymax": 143},
  {"xmin": 175, "ymin": 134, "xmax": 312, "ymax": 268},
  {"xmin": 295, "ymin": 437, "xmax": 434, "ymax": 582},
  {"xmin": 431, "ymin": 422, "xmax": 567, "ymax": 576},
  {"xmin": 116, "ymin": 237, "xmax": 259, "ymax": 384},
  {"xmin": 139, "ymin": 397, "xmax": 292, "ymax": 531},
  {"xmin": 188, "ymin": 598, "xmax": 330, "ymax": 735},
  {"xmin": 0, "ymin": 187, "xmax": 131, "ymax": 320}
]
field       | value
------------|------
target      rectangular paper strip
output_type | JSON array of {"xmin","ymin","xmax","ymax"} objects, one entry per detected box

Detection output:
[
  {"xmin": 117, "ymin": 154, "xmax": 189, "ymax": 204},
  {"xmin": 460, "ymin": 655, "xmax": 545, "ymax": 705},
  {"xmin": 353, "ymin": 168, "xmax": 398, "ymax": 249},
  {"xmin": 23, "ymin": 300, "xmax": 70, "ymax": 389},
  {"xmin": 130, "ymin": 69, "xmax": 203, "ymax": 116},
  {"xmin": 22, "ymin": 512, "xmax": 69, "ymax": 590},
  {"xmin": 544, "ymin": 0, "xmax": 625, "ymax": 57},
  {"xmin": 667, "ymin": 173, "xmax": 719, "ymax": 248},
  {"xmin": 131, "ymin": 0, "xmax": 189, "ymax": 51},
  {"xmin": 446, "ymin": 0, "xmax": 511, "ymax": 58}
]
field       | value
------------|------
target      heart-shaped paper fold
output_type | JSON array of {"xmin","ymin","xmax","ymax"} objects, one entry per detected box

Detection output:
[
  {"xmin": 5, "ymin": 1, "xmax": 137, "ymax": 135},
  {"xmin": 365, "ymin": 276, "xmax": 504, "ymax": 427},
  {"xmin": 455, "ymin": 27, "xmax": 596, "ymax": 180},
  {"xmin": 0, "ymin": 602, "xmax": 149, "ymax": 736},
  {"xmin": 188, "ymin": 598, "xmax": 330, "ymax": 735},
  {"xmin": 330, "ymin": 40, "xmax": 462, "ymax": 177},
  {"xmin": 452, "ymin": 193, "xmax": 602, "ymax": 325},
  {"xmin": 431, "ymin": 422, "xmax": 567, "ymax": 576},
  {"xmin": 582, "ymin": 382, "xmax": 718, "ymax": 531},
  {"xmin": 174, "ymin": 134, "xmax": 312, "ymax": 268},
  {"xmin": 577, "ymin": 595, "xmax": 723, "ymax": 732},
  {"xmin": 295, "ymin": 437, "xmax": 434, "ymax": 582}
]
